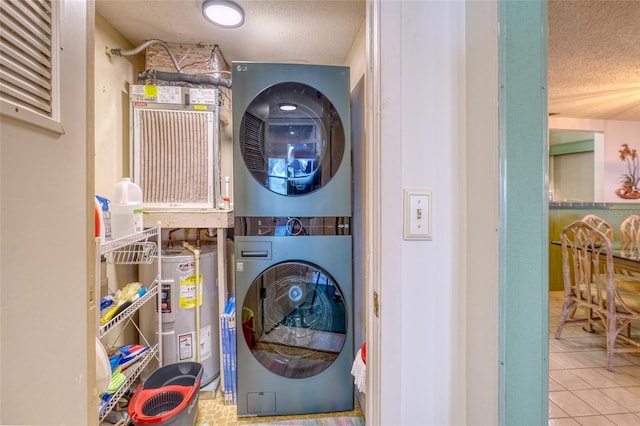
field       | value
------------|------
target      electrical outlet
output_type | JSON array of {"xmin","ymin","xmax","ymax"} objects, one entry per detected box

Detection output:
[{"xmin": 403, "ymin": 188, "xmax": 432, "ymax": 240}]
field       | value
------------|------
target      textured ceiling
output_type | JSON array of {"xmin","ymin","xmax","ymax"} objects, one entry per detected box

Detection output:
[
  {"xmin": 548, "ymin": 0, "xmax": 640, "ymax": 121},
  {"xmin": 96, "ymin": 0, "xmax": 365, "ymax": 66},
  {"xmin": 96, "ymin": 1, "xmax": 640, "ymax": 122}
]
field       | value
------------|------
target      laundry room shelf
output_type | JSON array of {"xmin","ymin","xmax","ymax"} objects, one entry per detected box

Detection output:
[
  {"xmin": 98, "ymin": 284, "xmax": 158, "ymax": 338},
  {"xmin": 100, "ymin": 227, "xmax": 159, "ymax": 255},
  {"xmin": 104, "ymin": 241, "xmax": 157, "ymax": 265},
  {"xmin": 95, "ymin": 224, "xmax": 162, "ymax": 423},
  {"xmin": 98, "ymin": 344, "xmax": 159, "ymax": 423},
  {"xmin": 142, "ymin": 208, "xmax": 234, "ymax": 229}
]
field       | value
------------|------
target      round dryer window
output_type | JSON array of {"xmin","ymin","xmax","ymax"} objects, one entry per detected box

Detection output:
[
  {"xmin": 239, "ymin": 82, "xmax": 346, "ymax": 196},
  {"xmin": 241, "ymin": 261, "xmax": 348, "ymax": 379}
]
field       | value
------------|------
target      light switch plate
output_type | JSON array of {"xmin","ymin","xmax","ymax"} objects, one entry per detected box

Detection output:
[{"xmin": 403, "ymin": 188, "xmax": 432, "ymax": 240}]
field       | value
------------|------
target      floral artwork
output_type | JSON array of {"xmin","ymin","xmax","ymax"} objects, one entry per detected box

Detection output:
[{"xmin": 616, "ymin": 143, "xmax": 640, "ymax": 199}]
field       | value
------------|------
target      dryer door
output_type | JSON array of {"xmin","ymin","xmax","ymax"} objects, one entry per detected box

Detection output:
[
  {"xmin": 239, "ymin": 82, "xmax": 346, "ymax": 196},
  {"xmin": 241, "ymin": 261, "xmax": 347, "ymax": 379}
]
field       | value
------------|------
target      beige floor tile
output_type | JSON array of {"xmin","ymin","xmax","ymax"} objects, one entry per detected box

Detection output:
[
  {"xmin": 549, "ymin": 391, "xmax": 599, "ymax": 417},
  {"xmin": 550, "ymin": 338, "xmax": 571, "ymax": 353},
  {"xmin": 550, "ymin": 400, "xmax": 570, "ymax": 419},
  {"xmin": 550, "ymin": 377, "xmax": 568, "ymax": 392},
  {"xmin": 549, "ymin": 418, "xmax": 581, "ymax": 426},
  {"xmin": 573, "ymin": 415, "xmax": 616, "ymax": 426},
  {"xmin": 621, "ymin": 386, "xmax": 640, "ymax": 398},
  {"xmin": 551, "ymin": 357, "xmax": 568, "ymax": 371},
  {"xmin": 572, "ymin": 389, "xmax": 628, "ymax": 415},
  {"xmin": 572, "ymin": 351, "xmax": 610, "ymax": 368},
  {"xmin": 597, "ymin": 387, "xmax": 640, "ymax": 412},
  {"xmin": 604, "ymin": 412, "xmax": 640, "ymax": 426},
  {"xmin": 557, "ymin": 325, "xmax": 601, "ymax": 339},
  {"xmin": 551, "ymin": 352, "xmax": 591, "ymax": 370},
  {"xmin": 592, "ymin": 367, "xmax": 640, "ymax": 387},
  {"xmin": 555, "ymin": 337, "xmax": 606, "ymax": 353},
  {"xmin": 614, "ymin": 365, "xmax": 640, "ymax": 376},
  {"xmin": 567, "ymin": 369, "xmax": 620, "ymax": 389},
  {"xmin": 550, "ymin": 370, "xmax": 593, "ymax": 390}
]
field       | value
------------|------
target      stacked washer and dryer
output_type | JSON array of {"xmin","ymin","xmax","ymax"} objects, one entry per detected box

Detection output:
[{"xmin": 232, "ymin": 62, "xmax": 354, "ymax": 417}]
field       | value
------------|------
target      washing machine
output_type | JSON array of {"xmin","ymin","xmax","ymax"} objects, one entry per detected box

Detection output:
[
  {"xmin": 232, "ymin": 62, "xmax": 351, "ymax": 217},
  {"xmin": 235, "ymin": 217, "xmax": 353, "ymax": 416}
]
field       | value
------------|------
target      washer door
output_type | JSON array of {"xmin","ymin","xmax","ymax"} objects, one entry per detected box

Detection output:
[
  {"xmin": 239, "ymin": 82, "xmax": 346, "ymax": 196},
  {"xmin": 241, "ymin": 261, "xmax": 347, "ymax": 379}
]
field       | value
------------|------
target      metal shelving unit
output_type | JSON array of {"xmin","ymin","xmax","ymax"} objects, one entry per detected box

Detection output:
[{"xmin": 96, "ymin": 224, "xmax": 162, "ymax": 423}]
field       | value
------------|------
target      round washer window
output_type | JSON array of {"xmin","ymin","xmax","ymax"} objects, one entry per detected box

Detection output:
[
  {"xmin": 239, "ymin": 82, "xmax": 345, "ymax": 196},
  {"xmin": 241, "ymin": 261, "xmax": 347, "ymax": 379}
]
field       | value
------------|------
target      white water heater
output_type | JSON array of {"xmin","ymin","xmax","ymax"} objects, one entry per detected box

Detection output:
[{"xmin": 140, "ymin": 244, "xmax": 220, "ymax": 387}]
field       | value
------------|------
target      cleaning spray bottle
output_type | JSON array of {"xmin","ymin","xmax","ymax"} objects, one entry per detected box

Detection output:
[{"xmin": 95, "ymin": 195, "xmax": 111, "ymax": 240}]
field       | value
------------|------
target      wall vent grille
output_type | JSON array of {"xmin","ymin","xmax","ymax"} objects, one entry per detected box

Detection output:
[{"xmin": 133, "ymin": 108, "xmax": 216, "ymax": 209}]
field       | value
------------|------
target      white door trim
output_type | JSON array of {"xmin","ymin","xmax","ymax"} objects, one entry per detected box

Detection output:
[{"xmin": 364, "ymin": 0, "xmax": 381, "ymax": 423}]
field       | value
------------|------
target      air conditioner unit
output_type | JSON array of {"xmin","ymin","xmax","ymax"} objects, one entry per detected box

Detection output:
[{"xmin": 129, "ymin": 85, "xmax": 220, "ymax": 209}]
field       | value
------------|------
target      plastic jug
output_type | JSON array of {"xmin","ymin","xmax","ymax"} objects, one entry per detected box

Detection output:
[{"xmin": 110, "ymin": 178, "xmax": 143, "ymax": 239}]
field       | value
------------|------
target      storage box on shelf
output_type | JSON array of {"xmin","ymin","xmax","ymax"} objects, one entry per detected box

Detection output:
[{"xmin": 96, "ymin": 224, "xmax": 162, "ymax": 423}]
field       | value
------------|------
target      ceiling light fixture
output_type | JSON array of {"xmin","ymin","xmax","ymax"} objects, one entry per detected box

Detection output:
[
  {"xmin": 279, "ymin": 103, "xmax": 297, "ymax": 111},
  {"xmin": 202, "ymin": 0, "xmax": 245, "ymax": 28}
]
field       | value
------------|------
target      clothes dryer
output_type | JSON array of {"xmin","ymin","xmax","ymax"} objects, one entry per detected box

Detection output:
[
  {"xmin": 232, "ymin": 62, "xmax": 351, "ymax": 217},
  {"xmin": 234, "ymin": 217, "xmax": 353, "ymax": 416}
]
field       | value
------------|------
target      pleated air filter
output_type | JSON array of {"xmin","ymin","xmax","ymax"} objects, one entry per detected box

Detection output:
[{"xmin": 130, "ymin": 85, "xmax": 220, "ymax": 210}]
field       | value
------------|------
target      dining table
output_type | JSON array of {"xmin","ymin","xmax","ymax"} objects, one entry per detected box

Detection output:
[{"xmin": 551, "ymin": 240, "xmax": 640, "ymax": 274}]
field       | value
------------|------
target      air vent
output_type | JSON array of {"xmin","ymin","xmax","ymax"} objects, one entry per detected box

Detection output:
[
  {"xmin": 135, "ymin": 109, "xmax": 213, "ymax": 207},
  {"xmin": 0, "ymin": 0, "xmax": 62, "ymax": 132},
  {"xmin": 241, "ymin": 112, "xmax": 266, "ymax": 174},
  {"xmin": 130, "ymin": 85, "xmax": 220, "ymax": 210}
]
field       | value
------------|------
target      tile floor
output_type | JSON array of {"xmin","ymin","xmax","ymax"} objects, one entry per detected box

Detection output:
[
  {"xmin": 192, "ymin": 290, "xmax": 640, "ymax": 425},
  {"xmin": 549, "ymin": 290, "xmax": 640, "ymax": 425},
  {"xmin": 195, "ymin": 392, "xmax": 363, "ymax": 425}
]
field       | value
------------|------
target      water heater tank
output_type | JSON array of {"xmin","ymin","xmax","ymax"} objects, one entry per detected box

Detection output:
[{"xmin": 140, "ymin": 244, "xmax": 220, "ymax": 387}]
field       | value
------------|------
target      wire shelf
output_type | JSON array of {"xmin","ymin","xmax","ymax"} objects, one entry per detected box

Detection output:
[
  {"xmin": 100, "ymin": 227, "xmax": 158, "ymax": 256},
  {"xmin": 98, "ymin": 344, "xmax": 159, "ymax": 422},
  {"xmin": 105, "ymin": 242, "xmax": 157, "ymax": 265},
  {"xmin": 99, "ymin": 283, "xmax": 158, "ymax": 339},
  {"xmin": 96, "ymin": 223, "xmax": 162, "ymax": 424}
]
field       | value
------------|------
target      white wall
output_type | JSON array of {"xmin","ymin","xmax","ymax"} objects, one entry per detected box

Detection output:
[
  {"xmin": 379, "ymin": 2, "xmax": 468, "ymax": 424},
  {"xmin": 0, "ymin": 1, "xmax": 93, "ymax": 424},
  {"xmin": 345, "ymin": 20, "xmax": 366, "ymax": 91},
  {"xmin": 95, "ymin": 14, "xmax": 144, "ymax": 197},
  {"xmin": 549, "ymin": 116, "xmax": 640, "ymax": 203}
]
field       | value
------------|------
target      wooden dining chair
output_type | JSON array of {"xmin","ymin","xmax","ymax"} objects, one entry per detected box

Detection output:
[
  {"xmin": 620, "ymin": 214, "xmax": 640, "ymax": 259},
  {"xmin": 556, "ymin": 220, "xmax": 640, "ymax": 371},
  {"xmin": 581, "ymin": 214, "xmax": 614, "ymax": 242},
  {"xmin": 582, "ymin": 214, "xmax": 632, "ymax": 279}
]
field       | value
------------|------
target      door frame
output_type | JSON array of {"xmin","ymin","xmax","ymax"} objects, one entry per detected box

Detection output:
[{"xmin": 364, "ymin": 0, "xmax": 549, "ymax": 424}]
